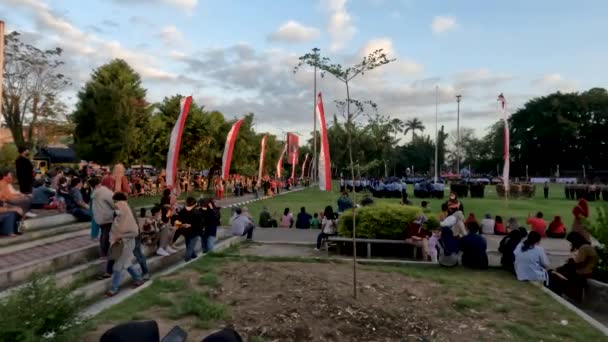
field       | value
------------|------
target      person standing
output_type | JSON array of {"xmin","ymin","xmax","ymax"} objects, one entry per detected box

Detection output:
[
  {"xmin": 572, "ymin": 198, "xmax": 591, "ymax": 241},
  {"xmin": 92, "ymin": 177, "xmax": 116, "ymax": 264},
  {"xmin": 105, "ymin": 192, "xmax": 144, "ymax": 296},
  {"xmin": 178, "ymin": 197, "xmax": 202, "ymax": 261},
  {"xmin": 201, "ymin": 198, "xmax": 219, "ymax": 253},
  {"xmin": 543, "ymin": 182, "xmax": 550, "ymax": 199},
  {"xmin": 15, "ymin": 147, "xmax": 34, "ymax": 194},
  {"xmin": 111, "ymin": 164, "xmax": 131, "ymax": 195}
]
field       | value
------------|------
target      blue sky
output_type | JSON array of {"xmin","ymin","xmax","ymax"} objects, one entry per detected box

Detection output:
[{"xmin": 2, "ymin": 0, "xmax": 607, "ymax": 139}]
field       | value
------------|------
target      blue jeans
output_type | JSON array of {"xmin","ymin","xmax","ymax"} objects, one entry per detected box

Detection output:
[
  {"xmin": 185, "ymin": 235, "xmax": 200, "ymax": 261},
  {"xmin": 203, "ymin": 235, "xmax": 216, "ymax": 253},
  {"xmin": 133, "ymin": 237, "xmax": 149, "ymax": 275},
  {"xmin": 111, "ymin": 265, "xmax": 141, "ymax": 293},
  {"xmin": 0, "ymin": 212, "xmax": 18, "ymax": 236},
  {"xmin": 70, "ymin": 208, "xmax": 92, "ymax": 222},
  {"xmin": 254, "ymin": 189, "xmax": 259, "ymax": 199}
]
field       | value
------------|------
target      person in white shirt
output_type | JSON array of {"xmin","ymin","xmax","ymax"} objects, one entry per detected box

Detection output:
[
  {"xmin": 480, "ymin": 213, "xmax": 495, "ymax": 235},
  {"xmin": 315, "ymin": 206, "xmax": 338, "ymax": 250}
]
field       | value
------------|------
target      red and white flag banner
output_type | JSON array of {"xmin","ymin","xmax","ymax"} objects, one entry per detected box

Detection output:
[
  {"xmin": 258, "ymin": 134, "xmax": 267, "ymax": 185},
  {"xmin": 316, "ymin": 92, "xmax": 332, "ymax": 192},
  {"xmin": 221, "ymin": 119, "xmax": 244, "ymax": 180},
  {"xmin": 166, "ymin": 96, "xmax": 193, "ymax": 190},
  {"xmin": 277, "ymin": 143, "xmax": 287, "ymax": 178},
  {"xmin": 300, "ymin": 153, "xmax": 309, "ymax": 179},
  {"xmin": 498, "ymin": 93, "xmax": 510, "ymax": 192}
]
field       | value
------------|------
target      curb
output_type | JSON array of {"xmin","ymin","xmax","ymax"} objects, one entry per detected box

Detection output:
[{"xmin": 536, "ymin": 284, "xmax": 608, "ymax": 336}]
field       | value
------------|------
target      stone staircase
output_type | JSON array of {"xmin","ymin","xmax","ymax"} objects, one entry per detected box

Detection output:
[{"xmin": 0, "ymin": 187, "xmax": 306, "ymax": 303}]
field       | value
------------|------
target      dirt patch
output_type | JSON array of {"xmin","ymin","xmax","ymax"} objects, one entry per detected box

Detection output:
[{"xmin": 215, "ymin": 261, "xmax": 490, "ymax": 341}]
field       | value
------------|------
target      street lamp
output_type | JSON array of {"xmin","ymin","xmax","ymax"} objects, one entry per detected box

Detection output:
[{"xmin": 456, "ymin": 94, "xmax": 462, "ymax": 174}]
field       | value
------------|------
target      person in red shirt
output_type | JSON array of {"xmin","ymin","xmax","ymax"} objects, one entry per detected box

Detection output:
[
  {"xmin": 494, "ymin": 215, "xmax": 507, "ymax": 235},
  {"xmin": 527, "ymin": 212, "xmax": 547, "ymax": 237},
  {"xmin": 546, "ymin": 215, "xmax": 566, "ymax": 238}
]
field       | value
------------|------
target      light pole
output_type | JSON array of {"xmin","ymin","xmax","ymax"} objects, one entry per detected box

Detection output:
[{"xmin": 456, "ymin": 94, "xmax": 462, "ymax": 174}]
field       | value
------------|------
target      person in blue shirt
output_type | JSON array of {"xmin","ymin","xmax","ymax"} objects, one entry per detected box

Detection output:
[{"xmin": 514, "ymin": 231, "xmax": 549, "ymax": 282}]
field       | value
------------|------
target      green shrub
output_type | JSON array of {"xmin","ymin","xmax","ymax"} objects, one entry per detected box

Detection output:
[
  {"xmin": 338, "ymin": 204, "xmax": 422, "ymax": 239},
  {"xmin": 587, "ymin": 206, "xmax": 608, "ymax": 282},
  {"xmin": 424, "ymin": 215, "xmax": 440, "ymax": 231},
  {"xmin": 0, "ymin": 275, "xmax": 84, "ymax": 342}
]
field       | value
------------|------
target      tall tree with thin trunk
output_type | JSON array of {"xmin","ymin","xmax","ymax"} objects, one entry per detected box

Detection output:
[
  {"xmin": 297, "ymin": 49, "xmax": 394, "ymax": 298},
  {"xmin": 2, "ymin": 31, "xmax": 70, "ymax": 148},
  {"xmin": 404, "ymin": 118, "xmax": 425, "ymax": 141}
]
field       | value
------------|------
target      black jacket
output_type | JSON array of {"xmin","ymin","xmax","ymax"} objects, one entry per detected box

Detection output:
[{"xmin": 15, "ymin": 156, "xmax": 33, "ymax": 193}]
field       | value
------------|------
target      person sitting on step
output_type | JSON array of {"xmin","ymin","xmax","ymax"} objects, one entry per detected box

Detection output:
[{"xmin": 546, "ymin": 215, "xmax": 566, "ymax": 239}]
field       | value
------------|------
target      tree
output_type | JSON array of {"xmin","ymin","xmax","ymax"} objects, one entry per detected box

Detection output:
[
  {"xmin": 404, "ymin": 118, "xmax": 425, "ymax": 141},
  {"xmin": 296, "ymin": 48, "xmax": 394, "ymax": 298},
  {"xmin": 72, "ymin": 59, "xmax": 149, "ymax": 165},
  {"xmin": 2, "ymin": 31, "xmax": 70, "ymax": 148}
]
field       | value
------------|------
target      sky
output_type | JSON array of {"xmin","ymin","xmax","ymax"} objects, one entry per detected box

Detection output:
[{"xmin": 2, "ymin": 0, "xmax": 607, "ymax": 140}]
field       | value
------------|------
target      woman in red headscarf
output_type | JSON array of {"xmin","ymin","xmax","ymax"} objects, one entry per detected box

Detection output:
[
  {"xmin": 572, "ymin": 199, "xmax": 590, "ymax": 241},
  {"xmin": 546, "ymin": 216, "xmax": 566, "ymax": 238}
]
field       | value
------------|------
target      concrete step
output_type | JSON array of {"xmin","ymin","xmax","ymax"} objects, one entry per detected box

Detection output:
[
  {"xmin": 0, "ymin": 228, "xmax": 232, "ymax": 293},
  {"xmin": 0, "ymin": 222, "xmax": 90, "ymax": 251},
  {"xmin": 22, "ymin": 213, "xmax": 78, "ymax": 231}
]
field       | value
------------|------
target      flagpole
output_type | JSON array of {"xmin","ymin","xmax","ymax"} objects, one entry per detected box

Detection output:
[
  {"xmin": 312, "ymin": 48, "xmax": 319, "ymax": 183},
  {"xmin": 434, "ymin": 85, "xmax": 439, "ymax": 183}
]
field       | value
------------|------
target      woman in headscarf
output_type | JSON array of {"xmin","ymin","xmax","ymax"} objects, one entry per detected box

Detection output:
[
  {"xmin": 105, "ymin": 192, "xmax": 144, "ymax": 296},
  {"xmin": 572, "ymin": 199, "xmax": 590, "ymax": 241},
  {"xmin": 109, "ymin": 164, "xmax": 131, "ymax": 195},
  {"xmin": 444, "ymin": 192, "xmax": 464, "ymax": 216},
  {"xmin": 548, "ymin": 232, "xmax": 598, "ymax": 301},
  {"xmin": 438, "ymin": 227, "xmax": 460, "ymax": 267},
  {"xmin": 546, "ymin": 216, "xmax": 566, "ymax": 238},
  {"xmin": 498, "ymin": 228, "xmax": 527, "ymax": 274}
]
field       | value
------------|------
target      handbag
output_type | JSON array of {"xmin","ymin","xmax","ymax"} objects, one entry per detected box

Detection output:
[{"xmin": 109, "ymin": 239, "xmax": 123, "ymax": 260}]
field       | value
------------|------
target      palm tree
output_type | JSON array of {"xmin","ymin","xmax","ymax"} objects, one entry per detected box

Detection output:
[
  {"xmin": 389, "ymin": 118, "xmax": 405, "ymax": 140},
  {"xmin": 404, "ymin": 118, "xmax": 425, "ymax": 141}
]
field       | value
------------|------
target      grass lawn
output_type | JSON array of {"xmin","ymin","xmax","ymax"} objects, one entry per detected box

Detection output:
[
  {"xmin": 87, "ymin": 251, "xmax": 606, "ymax": 341},
  {"xmin": 220, "ymin": 183, "xmax": 606, "ymax": 228}
]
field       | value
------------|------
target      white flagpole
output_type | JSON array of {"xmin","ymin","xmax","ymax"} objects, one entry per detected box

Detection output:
[{"xmin": 434, "ymin": 85, "xmax": 439, "ymax": 183}]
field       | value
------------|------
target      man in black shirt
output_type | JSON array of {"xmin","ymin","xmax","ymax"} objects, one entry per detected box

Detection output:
[{"xmin": 15, "ymin": 147, "xmax": 34, "ymax": 194}]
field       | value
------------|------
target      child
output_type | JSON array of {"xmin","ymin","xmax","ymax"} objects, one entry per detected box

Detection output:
[
  {"xmin": 310, "ymin": 212, "xmax": 320, "ymax": 229},
  {"xmin": 428, "ymin": 227, "xmax": 441, "ymax": 263},
  {"xmin": 421, "ymin": 201, "xmax": 431, "ymax": 214},
  {"xmin": 138, "ymin": 208, "xmax": 160, "ymax": 247}
]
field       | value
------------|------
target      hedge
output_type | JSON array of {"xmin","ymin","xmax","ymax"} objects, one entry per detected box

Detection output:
[{"xmin": 337, "ymin": 204, "xmax": 422, "ymax": 239}]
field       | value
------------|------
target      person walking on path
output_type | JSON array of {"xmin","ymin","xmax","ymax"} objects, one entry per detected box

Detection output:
[
  {"xmin": 91, "ymin": 177, "xmax": 116, "ymax": 263},
  {"xmin": 105, "ymin": 192, "xmax": 144, "ymax": 296},
  {"xmin": 15, "ymin": 147, "xmax": 34, "ymax": 194},
  {"xmin": 543, "ymin": 182, "xmax": 550, "ymax": 199},
  {"xmin": 201, "ymin": 198, "xmax": 220, "ymax": 253}
]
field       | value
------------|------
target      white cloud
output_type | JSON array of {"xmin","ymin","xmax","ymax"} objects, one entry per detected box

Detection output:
[
  {"xmin": 453, "ymin": 68, "xmax": 513, "ymax": 90},
  {"xmin": 161, "ymin": 0, "xmax": 198, "ymax": 11},
  {"xmin": 431, "ymin": 15, "xmax": 457, "ymax": 34},
  {"xmin": 532, "ymin": 73, "xmax": 578, "ymax": 92},
  {"xmin": 159, "ymin": 25, "xmax": 185, "ymax": 46},
  {"xmin": 359, "ymin": 38, "xmax": 423, "ymax": 76},
  {"xmin": 268, "ymin": 20, "xmax": 320, "ymax": 43},
  {"xmin": 322, "ymin": 0, "xmax": 357, "ymax": 52},
  {"xmin": 112, "ymin": 0, "xmax": 198, "ymax": 12},
  {"xmin": 6, "ymin": 0, "xmax": 176, "ymax": 81}
]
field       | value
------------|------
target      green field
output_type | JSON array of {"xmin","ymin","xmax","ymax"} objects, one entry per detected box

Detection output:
[{"xmin": 220, "ymin": 183, "xmax": 605, "ymax": 228}]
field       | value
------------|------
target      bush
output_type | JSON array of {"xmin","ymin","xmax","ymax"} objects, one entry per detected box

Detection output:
[
  {"xmin": 0, "ymin": 275, "xmax": 84, "ymax": 342},
  {"xmin": 0, "ymin": 143, "xmax": 18, "ymax": 169},
  {"xmin": 588, "ymin": 206, "xmax": 608, "ymax": 282},
  {"xmin": 425, "ymin": 215, "xmax": 440, "ymax": 231},
  {"xmin": 338, "ymin": 204, "xmax": 422, "ymax": 239}
]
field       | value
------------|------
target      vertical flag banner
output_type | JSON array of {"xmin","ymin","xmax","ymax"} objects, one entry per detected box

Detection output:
[
  {"xmin": 316, "ymin": 92, "xmax": 332, "ymax": 192},
  {"xmin": 221, "ymin": 119, "xmax": 244, "ymax": 180},
  {"xmin": 166, "ymin": 96, "xmax": 193, "ymax": 189},
  {"xmin": 498, "ymin": 93, "xmax": 510, "ymax": 193},
  {"xmin": 258, "ymin": 134, "xmax": 267, "ymax": 184},
  {"xmin": 276, "ymin": 144, "xmax": 287, "ymax": 178},
  {"xmin": 300, "ymin": 153, "xmax": 310, "ymax": 179},
  {"xmin": 287, "ymin": 133, "xmax": 299, "ymax": 165}
]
